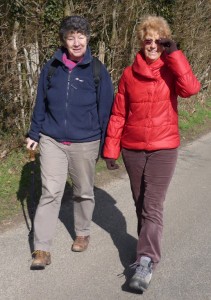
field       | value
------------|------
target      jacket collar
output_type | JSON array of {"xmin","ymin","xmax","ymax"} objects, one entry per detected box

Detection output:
[
  {"xmin": 132, "ymin": 50, "xmax": 166, "ymax": 79},
  {"xmin": 53, "ymin": 46, "xmax": 92, "ymax": 66}
]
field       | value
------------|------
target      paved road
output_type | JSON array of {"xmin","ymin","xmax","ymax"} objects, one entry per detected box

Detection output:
[{"xmin": 0, "ymin": 133, "xmax": 211, "ymax": 300}]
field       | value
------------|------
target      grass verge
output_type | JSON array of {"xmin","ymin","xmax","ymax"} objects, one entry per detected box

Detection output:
[{"xmin": 179, "ymin": 99, "xmax": 211, "ymax": 143}]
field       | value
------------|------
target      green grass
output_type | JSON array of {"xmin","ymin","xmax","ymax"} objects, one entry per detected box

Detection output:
[
  {"xmin": 0, "ymin": 149, "xmax": 29, "ymax": 222},
  {"xmin": 179, "ymin": 100, "xmax": 211, "ymax": 131},
  {"xmin": 0, "ymin": 100, "xmax": 211, "ymax": 226},
  {"xmin": 0, "ymin": 148, "xmax": 42, "ymax": 223}
]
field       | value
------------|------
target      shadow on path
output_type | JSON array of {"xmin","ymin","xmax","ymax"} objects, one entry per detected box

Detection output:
[
  {"xmin": 93, "ymin": 187, "xmax": 139, "ymax": 293},
  {"xmin": 17, "ymin": 159, "xmax": 137, "ymax": 292},
  {"xmin": 16, "ymin": 153, "xmax": 41, "ymax": 253},
  {"xmin": 59, "ymin": 185, "xmax": 137, "ymax": 268},
  {"xmin": 59, "ymin": 185, "xmax": 138, "ymax": 293}
]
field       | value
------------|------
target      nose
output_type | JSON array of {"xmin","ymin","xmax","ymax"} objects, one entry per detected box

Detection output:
[
  {"xmin": 73, "ymin": 38, "xmax": 80, "ymax": 46},
  {"xmin": 150, "ymin": 40, "xmax": 157, "ymax": 47}
]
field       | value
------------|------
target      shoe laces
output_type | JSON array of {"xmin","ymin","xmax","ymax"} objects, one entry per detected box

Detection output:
[
  {"xmin": 130, "ymin": 260, "xmax": 152, "ymax": 279},
  {"xmin": 32, "ymin": 250, "xmax": 49, "ymax": 257},
  {"xmin": 75, "ymin": 236, "xmax": 89, "ymax": 243},
  {"xmin": 76, "ymin": 236, "xmax": 86, "ymax": 241},
  {"xmin": 136, "ymin": 264, "xmax": 151, "ymax": 279}
]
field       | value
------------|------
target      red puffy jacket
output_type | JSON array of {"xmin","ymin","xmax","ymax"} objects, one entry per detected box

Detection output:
[{"xmin": 103, "ymin": 50, "xmax": 201, "ymax": 159}]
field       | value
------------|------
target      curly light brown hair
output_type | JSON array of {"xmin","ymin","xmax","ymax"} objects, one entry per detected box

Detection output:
[{"xmin": 137, "ymin": 15, "xmax": 172, "ymax": 47}]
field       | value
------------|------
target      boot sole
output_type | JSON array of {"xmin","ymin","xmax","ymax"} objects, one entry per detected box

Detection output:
[
  {"xmin": 30, "ymin": 264, "xmax": 45, "ymax": 270},
  {"xmin": 129, "ymin": 280, "xmax": 149, "ymax": 292},
  {"xmin": 71, "ymin": 246, "xmax": 88, "ymax": 252},
  {"xmin": 30, "ymin": 261, "xmax": 51, "ymax": 270}
]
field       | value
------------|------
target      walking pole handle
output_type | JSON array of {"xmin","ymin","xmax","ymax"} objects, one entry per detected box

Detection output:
[
  {"xmin": 29, "ymin": 148, "xmax": 36, "ymax": 162},
  {"xmin": 28, "ymin": 142, "xmax": 36, "ymax": 162}
]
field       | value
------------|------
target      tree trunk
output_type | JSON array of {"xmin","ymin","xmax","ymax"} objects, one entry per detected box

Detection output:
[
  {"xmin": 63, "ymin": 0, "xmax": 74, "ymax": 16},
  {"xmin": 98, "ymin": 41, "xmax": 105, "ymax": 64}
]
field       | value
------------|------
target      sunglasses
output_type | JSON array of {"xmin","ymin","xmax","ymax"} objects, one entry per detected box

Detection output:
[{"xmin": 144, "ymin": 39, "xmax": 161, "ymax": 45}]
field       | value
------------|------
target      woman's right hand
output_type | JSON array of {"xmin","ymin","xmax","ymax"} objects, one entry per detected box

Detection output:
[{"xmin": 26, "ymin": 137, "xmax": 38, "ymax": 150}]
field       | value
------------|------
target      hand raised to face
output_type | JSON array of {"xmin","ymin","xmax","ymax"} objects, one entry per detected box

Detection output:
[{"xmin": 159, "ymin": 38, "xmax": 178, "ymax": 54}]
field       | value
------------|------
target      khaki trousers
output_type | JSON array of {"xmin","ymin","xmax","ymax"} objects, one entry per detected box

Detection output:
[{"xmin": 34, "ymin": 134, "xmax": 100, "ymax": 252}]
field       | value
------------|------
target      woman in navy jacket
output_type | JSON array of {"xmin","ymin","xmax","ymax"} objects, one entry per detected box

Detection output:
[{"xmin": 26, "ymin": 15, "xmax": 114, "ymax": 270}]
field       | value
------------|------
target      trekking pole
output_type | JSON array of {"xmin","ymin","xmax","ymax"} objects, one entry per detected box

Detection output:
[{"xmin": 29, "ymin": 147, "xmax": 36, "ymax": 234}]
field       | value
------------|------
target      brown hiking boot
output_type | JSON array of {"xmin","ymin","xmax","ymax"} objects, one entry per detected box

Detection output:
[
  {"xmin": 30, "ymin": 250, "xmax": 51, "ymax": 270},
  {"xmin": 71, "ymin": 236, "xmax": 90, "ymax": 252}
]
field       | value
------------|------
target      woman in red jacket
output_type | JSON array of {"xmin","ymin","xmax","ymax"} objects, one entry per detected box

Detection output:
[{"xmin": 103, "ymin": 15, "xmax": 201, "ymax": 292}]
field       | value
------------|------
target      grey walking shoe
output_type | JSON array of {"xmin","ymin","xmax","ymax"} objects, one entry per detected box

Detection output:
[{"xmin": 129, "ymin": 256, "xmax": 153, "ymax": 292}]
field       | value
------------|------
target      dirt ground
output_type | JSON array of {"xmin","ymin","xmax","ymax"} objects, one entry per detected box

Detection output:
[{"xmin": 1, "ymin": 119, "xmax": 211, "ymax": 233}]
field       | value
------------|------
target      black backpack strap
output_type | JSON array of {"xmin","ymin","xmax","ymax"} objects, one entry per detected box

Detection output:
[
  {"xmin": 47, "ymin": 59, "xmax": 62, "ymax": 90},
  {"xmin": 92, "ymin": 57, "xmax": 102, "ymax": 100},
  {"xmin": 44, "ymin": 58, "xmax": 62, "ymax": 99}
]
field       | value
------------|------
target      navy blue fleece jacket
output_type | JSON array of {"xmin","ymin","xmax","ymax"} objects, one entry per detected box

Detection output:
[{"xmin": 28, "ymin": 46, "xmax": 114, "ymax": 153}]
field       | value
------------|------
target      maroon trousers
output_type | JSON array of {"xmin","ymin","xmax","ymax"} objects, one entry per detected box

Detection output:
[{"xmin": 122, "ymin": 148, "xmax": 178, "ymax": 268}]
